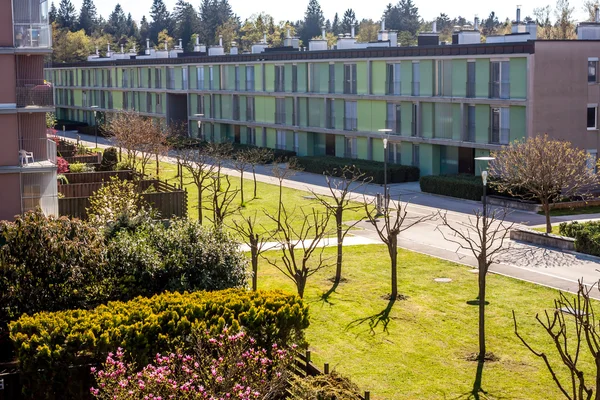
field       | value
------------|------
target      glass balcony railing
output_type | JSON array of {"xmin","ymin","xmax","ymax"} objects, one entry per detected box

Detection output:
[
  {"xmin": 19, "ymin": 138, "xmax": 56, "ymax": 166},
  {"xmin": 16, "ymin": 80, "xmax": 53, "ymax": 108},
  {"xmin": 344, "ymin": 117, "xmax": 358, "ymax": 131},
  {"xmin": 490, "ymin": 128, "xmax": 510, "ymax": 144},
  {"xmin": 14, "ymin": 24, "xmax": 52, "ymax": 48}
]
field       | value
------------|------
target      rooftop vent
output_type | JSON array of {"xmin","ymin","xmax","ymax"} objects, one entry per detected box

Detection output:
[{"xmin": 577, "ymin": 6, "xmax": 600, "ymax": 39}]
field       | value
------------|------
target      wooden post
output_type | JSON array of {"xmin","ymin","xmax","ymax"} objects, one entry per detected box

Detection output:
[
  {"xmin": 305, "ymin": 350, "xmax": 311, "ymax": 375},
  {"xmin": 155, "ymin": 153, "xmax": 159, "ymax": 178},
  {"xmin": 179, "ymin": 163, "xmax": 183, "ymax": 188},
  {"xmin": 364, "ymin": 391, "xmax": 370, "ymax": 400},
  {"xmin": 324, "ymin": 363, "xmax": 329, "ymax": 374}
]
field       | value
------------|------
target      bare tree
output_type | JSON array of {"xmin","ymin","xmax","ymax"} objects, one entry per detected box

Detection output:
[
  {"xmin": 437, "ymin": 207, "xmax": 513, "ymax": 362},
  {"xmin": 490, "ymin": 135, "xmax": 598, "ymax": 234},
  {"xmin": 229, "ymin": 211, "xmax": 276, "ymax": 291},
  {"xmin": 245, "ymin": 147, "xmax": 273, "ymax": 199},
  {"xmin": 232, "ymin": 152, "xmax": 250, "ymax": 206},
  {"xmin": 513, "ymin": 281, "xmax": 600, "ymax": 400},
  {"xmin": 364, "ymin": 197, "xmax": 433, "ymax": 300},
  {"xmin": 311, "ymin": 166, "xmax": 371, "ymax": 289},
  {"xmin": 272, "ymin": 158, "xmax": 301, "ymax": 226},
  {"xmin": 176, "ymin": 146, "xmax": 215, "ymax": 224},
  {"xmin": 206, "ymin": 144, "xmax": 239, "ymax": 228},
  {"xmin": 264, "ymin": 205, "xmax": 331, "ymax": 298}
]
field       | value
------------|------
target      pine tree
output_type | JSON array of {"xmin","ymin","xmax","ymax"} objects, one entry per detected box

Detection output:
[
  {"xmin": 340, "ymin": 8, "xmax": 357, "ymax": 35},
  {"xmin": 384, "ymin": 0, "xmax": 421, "ymax": 36},
  {"xmin": 105, "ymin": 4, "xmax": 128, "ymax": 38},
  {"xmin": 56, "ymin": 0, "xmax": 77, "ymax": 31},
  {"xmin": 49, "ymin": 2, "xmax": 57, "ymax": 24},
  {"xmin": 150, "ymin": 0, "xmax": 174, "ymax": 44},
  {"xmin": 78, "ymin": 0, "xmax": 97, "ymax": 35},
  {"xmin": 140, "ymin": 16, "xmax": 150, "ymax": 42},
  {"xmin": 126, "ymin": 13, "xmax": 140, "ymax": 40},
  {"xmin": 199, "ymin": 0, "xmax": 234, "ymax": 45},
  {"xmin": 299, "ymin": 0, "xmax": 324, "ymax": 45},
  {"xmin": 173, "ymin": 0, "xmax": 200, "ymax": 51},
  {"xmin": 331, "ymin": 13, "xmax": 340, "ymax": 35}
]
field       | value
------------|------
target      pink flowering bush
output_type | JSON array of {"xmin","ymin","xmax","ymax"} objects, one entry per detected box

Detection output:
[
  {"xmin": 56, "ymin": 156, "xmax": 69, "ymax": 173},
  {"xmin": 91, "ymin": 329, "xmax": 295, "ymax": 400}
]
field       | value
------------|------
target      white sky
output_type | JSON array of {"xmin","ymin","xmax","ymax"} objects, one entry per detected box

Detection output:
[{"xmin": 64, "ymin": 0, "xmax": 591, "ymax": 26}]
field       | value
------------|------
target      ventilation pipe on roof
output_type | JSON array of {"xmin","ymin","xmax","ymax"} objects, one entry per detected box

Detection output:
[
  {"xmin": 219, "ymin": 35, "xmax": 223, "ymax": 47},
  {"xmin": 381, "ymin": 19, "xmax": 385, "ymax": 31},
  {"xmin": 120, "ymin": 44, "xmax": 124, "ymax": 53},
  {"xmin": 596, "ymin": 6, "xmax": 599, "ymax": 23},
  {"xmin": 178, "ymin": 39, "xmax": 182, "ymax": 49},
  {"xmin": 146, "ymin": 38, "xmax": 150, "ymax": 55},
  {"xmin": 474, "ymin": 16, "xmax": 479, "ymax": 30},
  {"xmin": 95, "ymin": 45, "xmax": 99, "ymax": 56},
  {"xmin": 351, "ymin": 26, "xmax": 355, "ymax": 38},
  {"xmin": 263, "ymin": 32, "xmax": 267, "ymax": 43},
  {"xmin": 164, "ymin": 40, "xmax": 168, "ymax": 50},
  {"xmin": 516, "ymin": 5, "xmax": 521, "ymax": 24},
  {"xmin": 322, "ymin": 27, "xmax": 326, "ymax": 39},
  {"xmin": 432, "ymin": 21, "xmax": 437, "ymax": 33}
]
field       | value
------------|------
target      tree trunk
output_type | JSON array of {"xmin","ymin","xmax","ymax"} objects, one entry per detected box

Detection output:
[
  {"xmin": 197, "ymin": 186, "xmax": 203, "ymax": 224},
  {"xmin": 297, "ymin": 275, "xmax": 306, "ymax": 299},
  {"xmin": 251, "ymin": 244, "xmax": 258, "ymax": 291},
  {"xmin": 240, "ymin": 170, "xmax": 244, "ymax": 205},
  {"xmin": 478, "ymin": 258, "xmax": 487, "ymax": 361},
  {"xmin": 335, "ymin": 208, "xmax": 343, "ymax": 284},
  {"xmin": 155, "ymin": 153, "xmax": 159, "ymax": 178},
  {"xmin": 277, "ymin": 182, "xmax": 283, "ymax": 227},
  {"xmin": 543, "ymin": 200, "xmax": 552, "ymax": 234},
  {"xmin": 390, "ymin": 235, "xmax": 398, "ymax": 299},
  {"xmin": 253, "ymin": 167, "xmax": 257, "ymax": 199}
]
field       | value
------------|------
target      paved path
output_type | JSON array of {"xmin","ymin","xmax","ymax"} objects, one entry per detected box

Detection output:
[{"xmin": 58, "ymin": 131, "xmax": 600, "ymax": 299}]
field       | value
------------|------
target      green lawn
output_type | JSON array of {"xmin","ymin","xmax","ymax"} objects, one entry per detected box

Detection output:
[
  {"xmin": 532, "ymin": 225, "xmax": 561, "ymax": 235},
  {"xmin": 257, "ymin": 245, "xmax": 593, "ymax": 400},
  {"xmin": 540, "ymin": 206, "xmax": 600, "ymax": 217},
  {"xmin": 150, "ymin": 159, "xmax": 366, "ymax": 236}
]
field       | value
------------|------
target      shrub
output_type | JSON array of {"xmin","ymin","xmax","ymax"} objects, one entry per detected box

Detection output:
[
  {"xmin": 107, "ymin": 219, "xmax": 248, "ymax": 298},
  {"xmin": 294, "ymin": 156, "xmax": 419, "ymax": 184},
  {"xmin": 98, "ymin": 147, "xmax": 118, "ymax": 171},
  {"xmin": 288, "ymin": 372, "xmax": 364, "ymax": 400},
  {"xmin": 559, "ymin": 221, "xmax": 600, "ymax": 256},
  {"xmin": 56, "ymin": 156, "xmax": 69, "ymax": 173},
  {"xmin": 419, "ymin": 174, "xmax": 483, "ymax": 201},
  {"xmin": 91, "ymin": 329, "xmax": 293, "ymax": 399},
  {"xmin": 10, "ymin": 289, "xmax": 309, "ymax": 398},
  {"xmin": 68, "ymin": 162, "xmax": 94, "ymax": 173},
  {"xmin": 87, "ymin": 176, "xmax": 151, "ymax": 227}
]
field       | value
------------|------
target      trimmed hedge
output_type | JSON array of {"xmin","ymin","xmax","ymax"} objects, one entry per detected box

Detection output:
[
  {"xmin": 294, "ymin": 156, "xmax": 420, "ymax": 184},
  {"xmin": 559, "ymin": 221, "xmax": 600, "ymax": 256},
  {"xmin": 166, "ymin": 137, "xmax": 296, "ymax": 162},
  {"xmin": 56, "ymin": 119, "xmax": 87, "ymax": 131},
  {"xmin": 420, "ymin": 174, "xmax": 483, "ymax": 201},
  {"xmin": 10, "ymin": 289, "xmax": 309, "ymax": 399}
]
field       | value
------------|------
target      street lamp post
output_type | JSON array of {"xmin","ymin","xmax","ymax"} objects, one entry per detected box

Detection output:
[
  {"xmin": 91, "ymin": 105, "xmax": 99, "ymax": 148},
  {"xmin": 474, "ymin": 156, "xmax": 495, "ymax": 219},
  {"xmin": 194, "ymin": 113, "xmax": 204, "ymax": 140},
  {"xmin": 378, "ymin": 128, "xmax": 393, "ymax": 211}
]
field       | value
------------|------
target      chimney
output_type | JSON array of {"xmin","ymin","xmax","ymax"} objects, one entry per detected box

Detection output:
[
  {"xmin": 322, "ymin": 27, "xmax": 326, "ymax": 40},
  {"xmin": 230, "ymin": 41, "xmax": 238, "ymax": 54},
  {"xmin": 219, "ymin": 35, "xmax": 223, "ymax": 47},
  {"xmin": 432, "ymin": 21, "xmax": 437, "ymax": 33},
  {"xmin": 146, "ymin": 38, "xmax": 150, "ymax": 55},
  {"xmin": 596, "ymin": 6, "xmax": 599, "ymax": 23},
  {"xmin": 351, "ymin": 26, "xmax": 355, "ymax": 38},
  {"xmin": 107, "ymin": 43, "xmax": 111, "ymax": 55},
  {"xmin": 164, "ymin": 40, "xmax": 168, "ymax": 50},
  {"xmin": 474, "ymin": 16, "xmax": 479, "ymax": 30},
  {"xmin": 178, "ymin": 38, "xmax": 182, "ymax": 49},
  {"xmin": 516, "ymin": 5, "xmax": 521, "ymax": 24},
  {"xmin": 95, "ymin": 45, "xmax": 99, "ymax": 56},
  {"xmin": 284, "ymin": 29, "xmax": 293, "ymax": 47},
  {"xmin": 287, "ymin": 29, "xmax": 291, "ymax": 38},
  {"xmin": 381, "ymin": 19, "xmax": 385, "ymax": 31},
  {"xmin": 120, "ymin": 44, "xmax": 124, "ymax": 53},
  {"xmin": 263, "ymin": 32, "xmax": 267, "ymax": 43}
]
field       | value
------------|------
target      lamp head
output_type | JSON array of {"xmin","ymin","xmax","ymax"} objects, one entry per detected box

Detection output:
[
  {"xmin": 383, "ymin": 138, "xmax": 388, "ymax": 149},
  {"xmin": 481, "ymin": 170, "xmax": 488, "ymax": 186}
]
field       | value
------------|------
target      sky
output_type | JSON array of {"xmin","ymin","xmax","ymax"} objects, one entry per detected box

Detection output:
[{"xmin": 64, "ymin": 0, "xmax": 591, "ymax": 27}]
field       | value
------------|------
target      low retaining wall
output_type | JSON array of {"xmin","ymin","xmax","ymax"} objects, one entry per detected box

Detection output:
[
  {"xmin": 510, "ymin": 228, "xmax": 575, "ymax": 251},
  {"xmin": 489, "ymin": 196, "xmax": 600, "ymax": 213}
]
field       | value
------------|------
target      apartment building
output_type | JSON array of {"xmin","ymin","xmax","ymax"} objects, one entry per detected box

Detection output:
[
  {"xmin": 46, "ymin": 12, "xmax": 600, "ymax": 177},
  {"xmin": 0, "ymin": 0, "xmax": 57, "ymax": 221}
]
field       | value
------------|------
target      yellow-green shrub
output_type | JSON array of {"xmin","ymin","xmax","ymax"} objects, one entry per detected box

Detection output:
[{"xmin": 10, "ymin": 289, "xmax": 309, "ymax": 399}]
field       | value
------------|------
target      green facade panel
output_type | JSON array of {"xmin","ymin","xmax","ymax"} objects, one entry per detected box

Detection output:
[
  {"xmin": 284, "ymin": 64, "xmax": 292, "ymax": 92},
  {"xmin": 475, "ymin": 59, "xmax": 489, "ymax": 98},
  {"xmin": 265, "ymin": 64, "xmax": 274, "ymax": 92},
  {"xmin": 335, "ymin": 134, "xmax": 345, "ymax": 157},
  {"xmin": 510, "ymin": 57, "xmax": 527, "ymax": 99},
  {"xmin": 263, "ymin": 97, "xmax": 275, "ymax": 124},
  {"xmin": 372, "ymin": 138, "xmax": 384, "ymax": 162},
  {"xmin": 372, "ymin": 61, "xmax": 386, "ymax": 95},
  {"xmin": 298, "ymin": 97, "xmax": 308, "ymax": 127},
  {"xmin": 509, "ymin": 106, "xmax": 526, "ymax": 142},
  {"xmin": 401, "ymin": 102, "xmax": 412, "ymax": 135},
  {"xmin": 420, "ymin": 60, "xmax": 433, "ymax": 97},
  {"xmin": 318, "ymin": 63, "xmax": 328, "ymax": 93},
  {"xmin": 335, "ymin": 63, "xmax": 343, "ymax": 93},
  {"xmin": 221, "ymin": 95, "xmax": 232, "ymax": 120},
  {"xmin": 255, "ymin": 65, "xmax": 263, "ymax": 92},
  {"xmin": 401, "ymin": 62, "xmax": 412, "ymax": 96},
  {"xmin": 440, "ymin": 145, "xmax": 459, "ymax": 175},
  {"xmin": 334, "ymin": 99, "xmax": 344, "ymax": 130},
  {"xmin": 475, "ymin": 104, "xmax": 490, "ymax": 144},
  {"xmin": 297, "ymin": 64, "xmax": 307, "ymax": 92},
  {"xmin": 357, "ymin": 100, "xmax": 385, "ymax": 132},
  {"xmin": 452, "ymin": 104, "xmax": 462, "ymax": 141},
  {"xmin": 421, "ymin": 102, "xmax": 434, "ymax": 138},
  {"xmin": 189, "ymin": 67, "xmax": 197, "ymax": 88},
  {"xmin": 357, "ymin": 137, "xmax": 368, "ymax": 160},
  {"xmin": 356, "ymin": 62, "xmax": 367, "ymax": 94},
  {"xmin": 401, "ymin": 143, "xmax": 412, "ymax": 166},
  {"xmin": 285, "ymin": 98, "xmax": 294, "ymax": 126},
  {"xmin": 452, "ymin": 59, "xmax": 467, "ymax": 98},
  {"xmin": 314, "ymin": 132, "xmax": 326, "ymax": 156},
  {"xmin": 419, "ymin": 144, "xmax": 440, "ymax": 176},
  {"xmin": 308, "ymin": 98, "xmax": 323, "ymax": 127}
]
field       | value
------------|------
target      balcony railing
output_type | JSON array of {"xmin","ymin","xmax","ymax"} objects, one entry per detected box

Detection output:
[
  {"xmin": 463, "ymin": 125, "xmax": 476, "ymax": 142},
  {"xmin": 490, "ymin": 128, "xmax": 510, "ymax": 145},
  {"xmin": 275, "ymin": 112, "xmax": 286, "ymax": 125},
  {"xmin": 19, "ymin": 138, "xmax": 57, "ymax": 166},
  {"xmin": 344, "ymin": 150, "xmax": 358, "ymax": 159},
  {"xmin": 386, "ymin": 80, "xmax": 402, "ymax": 95},
  {"xmin": 326, "ymin": 116, "xmax": 336, "ymax": 129},
  {"xmin": 411, "ymin": 81, "xmax": 420, "ymax": 96},
  {"xmin": 466, "ymin": 81, "xmax": 476, "ymax": 98},
  {"xmin": 14, "ymin": 23, "xmax": 52, "ymax": 48},
  {"xmin": 197, "ymin": 80, "xmax": 205, "ymax": 90},
  {"xmin": 246, "ymin": 81, "xmax": 255, "ymax": 91},
  {"xmin": 411, "ymin": 121, "xmax": 418, "ymax": 137},
  {"xmin": 235, "ymin": 80, "xmax": 240, "ymax": 91},
  {"xmin": 489, "ymin": 82, "xmax": 510, "ymax": 99},
  {"xmin": 344, "ymin": 117, "xmax": 358, "ymax": 131},
  {"xmin": 385, "ymin": 119, "xmax": 401, "ymax": 135},
  {"xmin": 16, "ymin": 80, "xmax": 53, "ymax": 108}
]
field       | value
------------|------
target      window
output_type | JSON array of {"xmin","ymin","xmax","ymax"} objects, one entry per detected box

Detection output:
[
  {"xmin": 81, "ymin": 70, "xmax": 86, "ymax": 86},
  {"xmin": 411, "ymin": 103, "xmax": 419, "ymax": 137},
  {"xmin": 122, "ymin": 69, "xmax": 128, "ymax": 88},
  {"xmin": 329, "ymin": 64, "xmax": 335, "ymax": 94},
  {"xmin": 182, "ymin": 67, "xmax": 188, "ymax": 90},
  {"xmin": 587, "ymin": 150, "xmax": 598, "ymax": 173},
  {"xmin": 344, "ymin": 64, "xmax": 357, "ymax": 94},
  {"xmin": 588, "ymin": 105, "xmax": 597, "ymax": 130},
  {"xmin": 147, "ymin": 68, "xmax": 151, "ymax": 88},
  {"xmin": 95, "ymin": 69, "xmax": 100, "ymax": 87},
  {"xmin": 247, "ymin": 127, "xmax": 256, "ymax": 146},
  {"xmin": 435, "ymin": 60, "xmax": 452, "ymax": 96},
  {"xmin": 246, "ymin": 96, "xmax": 255, "ymax": 121},
  {"xmin": 589, "ymin": 59, "xmax": 598, "ymax": 83},
  {"xmin": 308, "ymin": 63, "xmax": 317, "ymax": 93},
  {"xmin": 386, "ymin": 63, "xmax": 401, "ymax": 95},
  {"xmin": 155, "ymin": 68, "xmax": 162, "ymax": 88},
  {"xmin": 197, "ymin": 67, "xmax": 205, "ymax": 89},
  {"xmin": 326, "ymin": 99, "xmax": 335, "ymax": 129},
  {"xmin": 137, "ymin": 69, "xmax": 142, "ymax": 88},
  {"xmin": 293, "ymin": 132, "xmax": 299, "ymax": 154},
  {"xmin": 345, "ymin": 137, "xmax": 357, "ymax": 159},
  {"xmin": 108, "ymin": 92, "xmax": 113, "ymax": 109},
  {"xmin": 156, "ymin": 94, "xmax": 162, "ymax": 114},
  {"xmin": 490, "ymin": 61, "xmax": 510, "ymax": 99},
  {"xmin": 275, "ymin": 98, "xmax": 285, "ymax": 124},
  {"xmin": 275, "ymin": 65, "xmax": 285, "ymax": 92},
  {"xmin": 232, "ymin": 95, "xmax": 240, "ymax": 120},
  {"xmin": 261, "ymin": 127, "xmax": 267, "ymax": 147},
  {"xmin": 387, "ymin": 142, "xmax": 401, "ymax": 165},
  {"xmin": 276, "ymin": 130, "xmax": 286, "ymax": 150},
  {"xmin": 82, "ymin": 91, "xmax": 87, "ymax": 107},
  {"xmin": 235, "ymin": 66, "xmax": 240, "ymax": 90},
  {"xmin": 146, "ymin": 93, "xmax": 152, "ymax": 112},
  {"xmin": 411, "ymin": 62, "xmax": 420, "ymax": 96},
  {"xmin": 197, "ymin": 95, "xmax": 204, "ymax": 115},
  {"xmin": 167, "ymin": 67, "xmax": 175, "ymax": 89},
  {"xmin": 246, "ymin": 66, "xmax": 255, "ymax": 91},
  {"xmin": 209, "ymin": 66, "xmax": 214, "ymax": 89},
  {"xmin": 344, "ymin": 101, "xmax": 357, "ymax": 131},
  {"xmin": 490, "ymin": 107, "xmax": 510, "ymax": 144},
  {"xmin": 129, "ymin": 68, "xmax": 135, "ymax": 88},
  {"xmin": 412, "ymin": 144, "xmax": 420, "ymax": 167},
  {"xmin": 464, "ymin": 105, "xmax": 476, "ymax": 142},
  {"xmin": 386, "ymin": 103, "xmax": 401, "ymax": 134},
  {"xmin": 123, "ymin": 92, "xmax": 128, "ymax": 109},
  {"xmin": 466, "ymin": 61, "xmax": 476, "ymax": 98}
]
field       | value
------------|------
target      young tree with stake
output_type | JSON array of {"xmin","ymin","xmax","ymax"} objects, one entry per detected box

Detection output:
[
  {"xmin": 176, "ymin": 146, "xmax": 215, "ymax": 224},
  {"xmin": 272, "ymin": 158, "xmax": 301, "ymax": 227}
]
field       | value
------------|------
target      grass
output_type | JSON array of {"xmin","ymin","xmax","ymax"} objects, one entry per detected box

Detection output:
[
  {"xmin": 539, "ymin": 205, "xmax": 600, "ymax": 217},
  {"xmin": 257, "ymin": 244, "xmax": 594, "ymax": 400},
  {"xmin": 145, "ymin": 158, "xmax": 366, "ymax": 236},
  {"xmin": 532, "ymin": 225, "xmax": 561, "ymax": 235}
]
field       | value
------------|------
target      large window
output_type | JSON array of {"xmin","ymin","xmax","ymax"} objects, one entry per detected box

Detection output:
[
  {"xmin": 490, "ymin": 61, "xmax": 510, "ymax": 99},
  {"xmin": 345, "ymin": 137, "xmax": 357, "ymax": 159},
  {"xmin": 466, "ymin": 61, "xmax": 476, "ymax": 98},
  {"xmin": 197, "ymin": 67, "xmax": 205, "ymax": 89},
  {"xmin": 247, "ymin": 127, "xmax": 256, "ymax": 146},
  {"xmin": 209, "ymin": 66, "xmax": 214, "ymax": 90},
  {"xmin": 246, "ymin": 66, "xmax": 255, "ymax": 91},
  {"xmin": 589, "ymin": 59, "xmax": 598, "ymax": 83},
  {"xmin": 386, "ymin": 103, "xmax": 401, "ymax": 134},
  {"xmin": 326, "ymin": 99, "xmax": 335, "ymax": 129},
  {"xmin": 490, "ymin": 107, "xmax": 510, "ymax": 144},
  {"xmin": 343, "ymin": 64, "xmax": 357, "ymax": 94},
  {"xmin": 155, "ymin": 68, "xmax": 162, "ymax": 89},
  {"xmin": 386, "ymin": 63, "xmax": 401, "ymax": 95},
  {"xmin": 464, "ymin": 105, "xmax": 476, "ymax": 142},
  {"xmin": 588, "ymin": 105, "xmax": 597, "ymax": 130},
  {"xmin": 246, "ymin": 96, "xmax": 255, "ymax": 121},
  {"xmin": 387, "ymin": 142, "xmax": 401, "ymax": 165},
  {"xmin": 276, "ymin": 130, "xmax": 286, "ymax": 150},
  {"xmin": 232, "ymin": 95, "xmax": 240, "ymax": 120},
  {"xmin": 275, "ymin": 65, "xmax": 285, "ymax": 92},
  {"xmin": 167, "ymin": 67, "xmax": 175, "ymax": 89},
  {"xmin": 412, "ymin": 144, "xmax": 420, "ymax": 167},
  {"xmin": 275, "ymin": 98, "xmax": 286, "ymax": 124},
  {"xmin": 235, "ymin": 66, "xmax": 240, "ymax": 90},
  {"xmin": 344, "ymin": 101, "xmax": 357, "ymax": 131},
  {"xmin": 329, "ymin": 64, "xmax": 335, "ymax": 94},
  {"xmin": 197, "ymin": 95, "xmax": 204, "ymax": 115}
]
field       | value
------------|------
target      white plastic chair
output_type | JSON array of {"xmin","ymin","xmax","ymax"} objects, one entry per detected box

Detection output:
[{"xmin": 19, "ymin": 150, "xmax": 34, "ymax": 165}]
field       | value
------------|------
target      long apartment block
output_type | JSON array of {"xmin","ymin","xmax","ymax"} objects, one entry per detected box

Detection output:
[
  {"xmin": 46, "ymin": 12, "xmax": 600, "ymax": 176},
  {"xmin": 1, "ymin": 0, "xmax": 57, "ymax": 221}
]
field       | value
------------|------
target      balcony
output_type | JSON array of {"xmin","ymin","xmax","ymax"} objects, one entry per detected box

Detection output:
[
  {"xmin": 411, "ymin": 121, "xmax": 418, "ymax": 137},
  {"xmin": 19, "ymin": 137, "xmax": 57, "ymax": 167},
  {"xmin": 385, "ymin": 119, "xmax": 401, "ymax": 135},
  {"xmin": 386, "ymin": 80, "xmax": 402, "ymax": 95},
  {"xmin": 463, "ymin": 125, "xmax": 476, "ymax": 142},
  {"xmin": 489, "ymin": 82, "xmax": 510, "ymax": 99},
  {"xmin": 275, "ymin": 112, "xmax": 286, "ymax": 125},
  {"xmin": 490, "ymin": 128, "xmax": 510, "ymax": 145},
  {"xmin": 16, "ymin": 80, "xmax": 53, "ymax": 109},
  {"xmin": 14, "ymin": 23, "xmax": 52, "ymax": 49},
  {"xmin": 466, "ymin": 81, "xmax": 476, "ymax": 98},
  {"xmin": 411, "ymin": 81, "xmax": 420, "ymax": 96},
  {"xmin": 344, "ymin": 117, "xmax": 358, "ymax": 131}
]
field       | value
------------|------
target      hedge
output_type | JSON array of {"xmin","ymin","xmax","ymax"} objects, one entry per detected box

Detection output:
[
  {"xmin": 294, "ymin": 156, "xmax": 420, "ymax": 184},
  {"xmin": 559, "ymin": 221, "xmax": 600, "ymax": 256},
  {"xmin": 166, "ymin": 137, "xmax": 296, "ymax": 162},
  {"xmin": 10, "ymin": 289, "xmax": 309, "ymax": 399},
  {"xmin": 419, "ymin": 174, "xmax": 483, "ymax": 201}
]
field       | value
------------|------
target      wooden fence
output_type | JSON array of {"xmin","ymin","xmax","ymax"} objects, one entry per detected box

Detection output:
[
  {"xmin": 63, "ymin": 154, "xmax": 102, "ymax": 164},
  {"xmin": 62, "ymin": 170, "xmax": 132, "ymax": 184}
]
